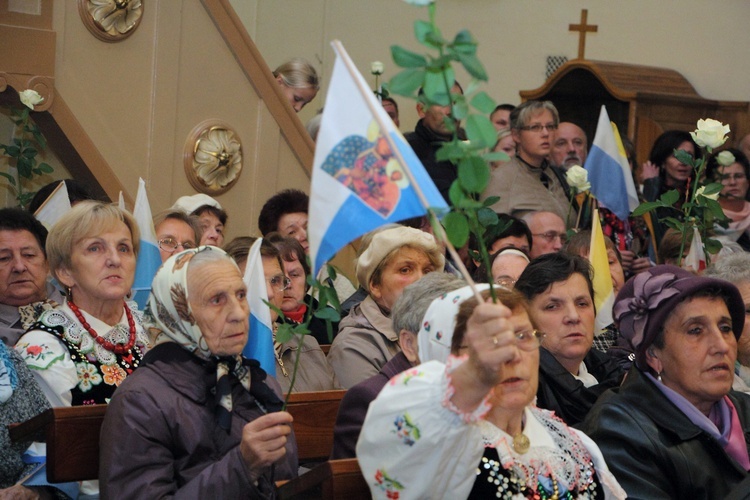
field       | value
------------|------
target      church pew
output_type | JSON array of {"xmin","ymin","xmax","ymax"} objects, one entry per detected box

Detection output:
[
  {"xmin": 277, "ymin": 458, "xmax": 370, "ymax": 499},
  {"xmin": 8, "ymin": 389, "xmax": 346, "ymax": 483},
  {"xmin": 9, "ymin": 404, "xmax": 107, "ymax": 482},
  {"xmin": 285, "ymin": 389, "xmax": 347, "ymax": 462}
]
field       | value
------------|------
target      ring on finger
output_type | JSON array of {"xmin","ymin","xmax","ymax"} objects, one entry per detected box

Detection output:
[{"xmin": 492, "ymin": 336, "xmax": 499, "ymax": 346}]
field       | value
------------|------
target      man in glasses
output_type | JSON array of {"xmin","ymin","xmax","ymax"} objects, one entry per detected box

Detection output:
[
  {"xmin": 523, "ymin": 211, "xmax": 567, "ymax": 259},
  {"xmin": 483, "ymin": 100, "xmax": 574, "ymax": 227}
]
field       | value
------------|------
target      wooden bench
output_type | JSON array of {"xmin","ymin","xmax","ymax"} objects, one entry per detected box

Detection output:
[
  {"xmin": 9, "ymin": 405, "xmax": 107, "ymax": 482},
  {"xmin": 277, "ymin": 458, "xmax": 370, "ymax": 499},
  {"xmin": 9, "ymin": 389, "xmax": 347, "ymax": 483}
]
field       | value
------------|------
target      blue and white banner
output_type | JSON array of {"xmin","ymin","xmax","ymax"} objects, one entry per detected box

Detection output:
[
  {"xmin": 132, "ymin": 178, "xmax": 161, "ymax": 309},
  {"xmin": 242, "ymin": 238, "xmax": 276, "ymax": 375},
  {"xmin": 584, "ymin": 105, "xmax": 639, "ymax": 221},
  {"xmin": 34, "ymin": 180, "xmax": 71, "ymax": 230},
  {"xmin": 308, "ymin": 41, "xmax": 448, "ymax": 276}
]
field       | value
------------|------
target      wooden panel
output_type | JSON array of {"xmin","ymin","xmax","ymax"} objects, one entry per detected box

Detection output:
[
  {"xmin": 286, "ymin": 390, "xmax": 346, "ymax": 462},
  {"xmin": 0, "ymin": 24, "xmax": 55, "ymax": 76},
  {"xmin": 277, "ymin": 459, "xmax": 369, "ymax": 500}
]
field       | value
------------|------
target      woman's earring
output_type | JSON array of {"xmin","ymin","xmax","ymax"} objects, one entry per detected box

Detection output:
[
  {"xmin": 657, "ymin": 371, "xmax": 663, "ymax": 382},
  {"xmin": 66, "ymin": 286, "xmax": 73, "ymax": 299}
]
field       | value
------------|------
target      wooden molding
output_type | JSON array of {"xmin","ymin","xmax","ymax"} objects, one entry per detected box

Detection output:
[{"xmin": 200, "ymin": 0, "xmax": 315, "ymax": 176}]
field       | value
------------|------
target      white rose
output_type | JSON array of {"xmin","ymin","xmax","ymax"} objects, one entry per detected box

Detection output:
[
  {"xmin": 565, "ymin": 165, "xmax": 591, "ymax": 192},
  {"xmin": 716, "ymin": 150, "xmax": 736, "ymax": 167},
  {"xmin": 371, "ymin": 61, "xmax": 384, "ymax": 75},
  {"xmin": 696, "ymin": 186, "xmax": 719, "ymax": 201},
  {"xmin": 19, "ymin": 89, "xmax": 44, "ymax": 110},
  {"xmin": 690, "ymin": 118, "xmax": 730, "ymax": 149},
  {"xmin": 403, "ymin": 0, "xmax": 434, "ymax": 5}
]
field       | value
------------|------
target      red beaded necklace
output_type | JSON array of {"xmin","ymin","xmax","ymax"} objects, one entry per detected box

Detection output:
[{"xmin": 67, "ymin": 300, "xmax": 137, "ymax": 355}]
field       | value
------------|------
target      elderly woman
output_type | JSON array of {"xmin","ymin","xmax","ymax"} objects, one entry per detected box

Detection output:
[
  {"xmin": 515, "ymin": 252, "xmax": 625, "ymax": 425},
  {"xmin": 15, "ymin": 201, "xmax": 149, "ymax": 408},
  {"xmin": 224, "ymin": 236, "xmax": 337, "ymax": 393},
  {"xmin": 707, "ymin": 148, "xmax": 750, "ymax": 250},
  {"xmin": 265, "ymin": 232, "xmax": 339, "ymax": 345},
  {"xmin": 172, "ymin": 194, "xmax": 228, "ymax": 247},
  {"xmin": 273, "ymin": 58, "xmax": 319, "ymax": 113},
  {"xmin": 328, "ymin": 226, "xmax": 443, "ymax": 388},
  {"xmin": 99, "ymin": 247, "xmax": 297, "ymax": 498},
  {"xmin": 581, "ymin": 265, "xmax": 750, "ymax": 498},
  {"xmin": 0, "ymin": 208, "xmax": 64, "ymax": 346},
  {"xmin": 358, "ymin": 287, "xmax": 625, "ymax": 499},
  {"xmin": 705, "ymin": 252, "xmax": 750, "ymax": 393}
]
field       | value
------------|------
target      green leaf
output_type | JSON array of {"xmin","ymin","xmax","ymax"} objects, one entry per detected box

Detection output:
[
  {"xmin": 673, "ymin": 149, "xmax": 694, "ymax": 166},
  {"xmin": 389, "ymin": 68, "xmax": 425, "ymax": 96},
  {"xmin": 414, "ymin": 20, "xmax": 438, "ymax": 48},
  {"xmin": 292, "ymin": 324, "xmax": 311, "ymax": 336},
  {"xmin": 477, "ymin": 207, "xmax": 498, "ymax": 227},
  {"xmin": 0, "ymin": 172, "xmax": 16, "ymax": 185},
  {"xmin": 452, "ymin": 95, "xmax": 469, "ymax": 121},
  {"xmin": 313, "ymin": 307, "xmax": 341, "ymax": 322},
  {"xmin": 443, "ymin": 211, "xmax": 470, "ymax": 247},
  {"xmin": 38, "ymin": 162, "xmax": 54, "ymax": 174},
  {"xmin": 22, "ymin": 148, "xmax": 38, "ymax": 159},
  {"xmin": 435, "ymin": 141, "xmax": 466, "ymax": 163},
  {"xmin": 465, "ymin": 115, "xmax": 498, "ymax": 149},
  {"xmin": 16, "ymin": 158, "xmax": 32, "ymax": 178},
  {"xmin": 482, "ymin": 195, "xmax": 500, "ymax": 207},
  {"xmin": 660, "ymin": 189, "xmax": 680, "ymax": 205},
  {"xmin": 33, "ymin": 131, "xmax": 47, "ymax": 150},
  {"xmin": 701, "ymin": 183, "xmax": 723, "ymax": 196},
  {"xmin": 448, "ymin": 179, "xmax": 466, "ymax": 206},
  {"xmin": 631, "ymin": 201, "xmax": 661, "ymax": 216},
  {"xmin": 705, "ymin": 237, "xmax": 723, "ymax": 255},
  {"xmin": 662, "ymin": 218, "xmax": 684, "ymax": 232},
  {"xmin": 705, "ymin": 198, "xmax": 727, "ymax": 220},
  {"xmin": 423, "ymin": 67, "xmax": 454, "ymax": 106},
  {"xmin": 456, "ymin": 52, "xmax": 487, "ymax": 81},
  {"xmin": 483, "ymin": 151, "xmax": 510, "ymax": 163},
  {"xmin": 391, "ymin": 45, "xmax": 427, "ymax": 69},
  {"xmin": 451, "ymin": 30, "xmax": 476, "ymax": 55},
  {"xmin": 470, "ymin": 91, "xmax": 496, "ymax": 114},
  {"xmin": 457, "ymin": 156, "xmax": 490, "ymax": 194},
  {"xmin": 5, "ymin": 146, "xmax": 20, "ymax": 157},
  {"xmin": 456, "ymin": 197, "xmax": 483, "ymax": 210}
]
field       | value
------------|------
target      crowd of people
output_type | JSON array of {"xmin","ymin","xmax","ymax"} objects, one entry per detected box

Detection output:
[{"xmin": 2, "ymin": 55, "xmax": 750, "ymax": 499}]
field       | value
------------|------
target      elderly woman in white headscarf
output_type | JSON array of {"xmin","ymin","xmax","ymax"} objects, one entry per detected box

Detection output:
[
  {"xmin": 99, "ymin": 247, "xmax": 297, "ymax": 499},
  {"xmin": 357, "ymin": 286, "xmax": 625, "ymax": 499}
]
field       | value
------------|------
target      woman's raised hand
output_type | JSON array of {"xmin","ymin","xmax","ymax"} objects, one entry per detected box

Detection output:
[{"xmin": 464, "ymin": 301, "xmax": 518, "ymax": 388}]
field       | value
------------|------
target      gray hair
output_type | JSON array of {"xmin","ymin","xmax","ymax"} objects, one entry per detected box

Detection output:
[
  {"xmin": 510, "ymin": 100, "xmax": 559, "ymax": 130},
  {"xmin": 392, "ymin": 273, "xmax": 466, "ymax": 334},
  {"xmin": 704, "ymin": 252, "xmax": 750, "ymax": 285}
]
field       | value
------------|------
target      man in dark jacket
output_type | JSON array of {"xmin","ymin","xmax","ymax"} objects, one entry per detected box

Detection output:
[
  {"xmin": 330, "ymin": 273, "xmax": 465, "ymax": 459},
  {"xmin": 405, "ymin": 82, "xmax": 464, "ymax": 204}
]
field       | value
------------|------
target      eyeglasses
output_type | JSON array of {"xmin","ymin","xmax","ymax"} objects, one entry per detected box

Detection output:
[
  {"xmin": 267, "ymin": 274, "xmax": 292, "ymax": 292},
  {"xmin": 494, "ymin": 276, "xmax": 517, "ymax": 288},
  {"xmin": 532, "ymin": 231, "xmax": 568, "ymax": 243},
  {"xmin": 158, "ymin": 237, "xmax": 195, "ymax": 254},
  {"xmin": 720, "ymin": 173, "xmax": 747, "ymax": 182},
  {"xmin": 519, "ymin": 123, "xmax": 558, "ymax": 133},
  {"xmin": 515, "ymin": 329, "xmax": 545, "ymax": 351}
]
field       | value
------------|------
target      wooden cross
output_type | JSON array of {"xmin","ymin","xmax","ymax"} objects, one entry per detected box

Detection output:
[{"xmin": 569, "ymin": 9, "xmax": 598, "ymax": 60}]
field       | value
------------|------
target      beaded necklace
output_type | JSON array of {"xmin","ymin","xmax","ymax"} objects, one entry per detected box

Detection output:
[{"xmin": 67, "ymin": 300, "xmax": 136, "ymax": 355}]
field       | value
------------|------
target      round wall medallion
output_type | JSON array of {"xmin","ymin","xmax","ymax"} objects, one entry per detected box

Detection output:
[
  {"xmin": 78, "ymin": 0, "xmax": 144, "ymax": 42},
  {"xmin": 183, "ymin": 120, "xmax": 243, "ymax": 196}
]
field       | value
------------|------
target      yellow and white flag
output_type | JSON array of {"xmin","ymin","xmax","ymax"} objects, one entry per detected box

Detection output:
[{"xmin": 590, "ymin": 209, "xmax": 614, "ymax": 332}]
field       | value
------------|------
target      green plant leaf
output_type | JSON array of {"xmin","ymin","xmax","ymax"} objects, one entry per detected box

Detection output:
[
  {"xmin": 448, "ymin": 179, "xmax": 466, "ymax": 206},
  {"xmin": 414, "ymin": 20, "xmax": 439, "ymax": 48},
  {"xmin": 465, "ymin": 115, "xmax": 497, "ymax": 149},
  {"xmin": 477, "ymin": 207, "xmax": 498, "ymax": 227},
  {"xmin": 673, "ymin": 149, "xmax": 694, "ymax": 166},
  {"xmin": 314, "ymin": 307, "xmax": 341, "ymax": 322},
  {"xmin": 0, "ymin": 172, "xmax": 15, "ymax": 185},
  {"xmin": 662, "ymin": 218, "xmax": 683, "ymax": 231},
  {"xmin": 435, "ymin": 141, "xmax": 465, "ymax": 163},
  {"xmin": 660, "ymin": 189, "xmax": 680, "ymax": 205},
  {"xmin": 443, "ymin": 211, "xmax": 470, "ymax": 247},
  {"xmin": 701, "ymin": 183, "xmax": 723, "ymax": 196},
  {"xmin": 391, "ymin": 45, "xmax": 428, "ymax": 69},
  {"xmin": 457, "ymin": 156, "xmax": 489, "ymax": 194},
  {"xmin": 631, "ymin": 201, "xmax": 661, "ymax": 216},
  {"xmin": 5, "ymin": 146, "xmax": 20, "ymax": 157},
  {"xmin": 482, "ymin": 195, "xmax": 500, "ymax": 207},
  {"xmin": 423, "ymin": 66, "xmax": 454, "ymax": 106},
  {"xmin": 16, "ymin": 158, "xmax": 32, "ymax": 178},
  {"xmin": 452, "ymin": 95, "xmax": 469, "ymax": 120},
  {"xmin": 705, "ymin": 198, "xmax": 727, "ymax": 220},
  {"xmin": 33, "ymin": 131, "xmax": 47, "ymax": 150},
  {"xmin": 38, "ymin": 162, "xmax": 54, "ymax": 174},
  {"xmin": 456, "ymin": 52, "xmax": 487, "ymax": 81},
  {"xmin": 451, "ymin": 30, "xmax": 476, "ymax": 55},
  {"xmin": 483, "ymin": 151, "xmax": 510, "ymax": 163},
  {"xmin": 22, "ymin": 148, "xmax": 37, "ymax": 159},
  {"xmin": 705, "ymin": 237, "xmax": 723, "ymax": 255},
  {"xmin": 292, "ymin": 323, "xmax": 311, "ymax": 336},
  {"xmin": 470, "ymin": 91, "xmax": 496, "ymax": 114},
  {"xmin": 389, "ymin": 68, "xmax": 425, "ymax": 96}
]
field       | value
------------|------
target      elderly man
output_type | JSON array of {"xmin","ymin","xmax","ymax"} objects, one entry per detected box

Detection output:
[
  {"xmin": 331, "ymin": 272, "xmax": 465, "ymax": 459},
  {"xmin": 551, "ymin": 122, "xmax": 588, "ymax": 170},
  {"xmin": 0, "ymin": 208, "xmax": 63, "ymax": 346},
  {"xmin": 482, "ymin": 101, "xmax": 573, "ymax": 225},
  {"xmin": 523, "ymin": 211, "xmax": 567, "ymax": 259},
  {"xmin": 406, "ymin": 82, "xmax": 464, "ymax": 203}
]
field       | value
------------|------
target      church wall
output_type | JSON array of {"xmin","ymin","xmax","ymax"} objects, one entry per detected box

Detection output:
[{"xmin": 234, "ymin": 0, "xmax": 750, "ymax": 142}]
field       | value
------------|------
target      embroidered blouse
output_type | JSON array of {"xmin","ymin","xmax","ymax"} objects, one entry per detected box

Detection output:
[
  {"xmin": 15, "ymin": 301, "xmax": 149, "ymax": 407},
  {"xmin": 357, "ymin": 358, "xmax": 626, "ymax": 500}
]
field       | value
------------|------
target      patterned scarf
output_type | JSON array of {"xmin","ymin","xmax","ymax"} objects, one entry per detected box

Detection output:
[
  {"xmin": 144, "ymin": 246, "xmax": 280, "ymax": 430},
  {"xmin": 0, "ymin": 341, "xmax": 18, "ymax": 403}
]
